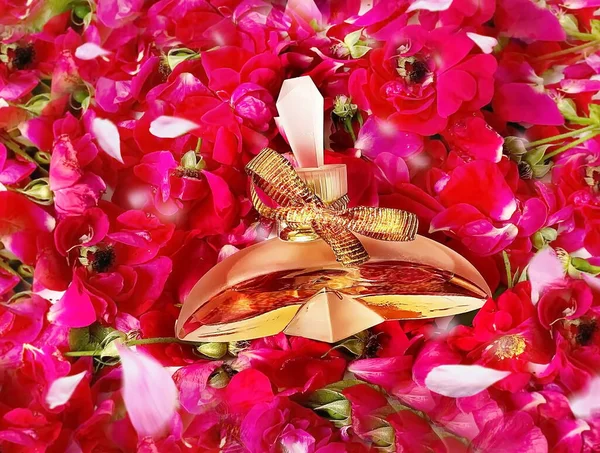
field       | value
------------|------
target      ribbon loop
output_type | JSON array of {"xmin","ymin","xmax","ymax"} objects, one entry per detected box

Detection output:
[{"xmin": 246, "ymin": 148, "xmax": 419, "ymax": 266}]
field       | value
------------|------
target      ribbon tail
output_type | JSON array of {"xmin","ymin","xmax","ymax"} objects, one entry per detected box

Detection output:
[
  {"xmin": 249, "ymin": 184, "xmax": 278, "ymax": 220},
  {"xmin": 344, "ymin": 207, "xmax": 418, "ymax": 241},
  {"xmin": 312, "ymin": 221, "xmax": 369, "ymax": 266}
]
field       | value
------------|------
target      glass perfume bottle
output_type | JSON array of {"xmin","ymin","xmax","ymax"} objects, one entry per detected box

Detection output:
[{"xmin": 176, "ymin": 77, "xmax": 491, "ymax": 344}]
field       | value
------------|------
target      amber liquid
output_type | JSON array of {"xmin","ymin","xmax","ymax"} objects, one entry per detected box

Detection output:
[{"xmin": 184, "ymin": 261, "xmax": 481, "ymax": 333}]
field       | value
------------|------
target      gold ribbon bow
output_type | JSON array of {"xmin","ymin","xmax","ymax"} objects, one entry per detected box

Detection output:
[{"xmin": 246, "ymin": 148, "xmax": 418, "ymax": 266}]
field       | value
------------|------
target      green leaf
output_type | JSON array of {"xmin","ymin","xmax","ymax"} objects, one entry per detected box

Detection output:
[
  {"xmin": 557, "ymin": 98, "xmax": 579, "ymax": 122},
  {"xmin": 367, "ymin": 426, "xmax": 395, "ymax": 448},
  {"xmin": 21, "ymin": 93, "xmax": 51, "ymax": 116},
  {"xmin": 313, "ymin": 399, "xmax": 351, "ymax": 421},
  {"xmin": 532, "ymin": 163, "xmax": 553, "ymax": 179},
  {"xmin": 344, "ymin": 29, "xmax": 363, "ymax": 48},
  {"xmin": 349, "ymin": 45, "xmax": 371, "ymax": 59},
  {"xmin": 69, "ymin": 327, "xmax": 92, "ymax": 352},
  {"xmin": 167, "ymin": 48, "xmax": 198, "ymax": 71},
  {"xmin": 589, "ymin": 104, "xmax": 600, "ymax": 124},
  {"xmin": 559, "ymin": 13, "xmax": 579, "ymax": 35},
  {"xmin": 590, "ymin": 19, "xmax": 600, "ymax": 38},
  {"xmin": 524, "ymin": 145, "xmax": 550, "ymax": 165},
  {"xmin": 180, "ymin": 150, "xmax": 198, "ymax": 169}
]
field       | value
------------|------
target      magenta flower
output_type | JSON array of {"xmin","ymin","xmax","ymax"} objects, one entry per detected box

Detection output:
[{"xmin": 351, "ymin": 25, "xmax": 497, "ymax": 135}]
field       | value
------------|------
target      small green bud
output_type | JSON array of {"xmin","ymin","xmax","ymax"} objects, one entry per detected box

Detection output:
[
  {"xmin": 532, "ymin": 227, "xmax": 557, "ymax": 249},
  {"xmin": 72, "ymin": 3, "xmax": 91, "ymax": 20},
  {"xmin": 34, "ymin": 150, "xmax": 51, "ymax": 165},
  {"xmin": 180, "ymin": 150, "xmax": 198, "ymax": 169},
  {"xmin": 208, "ymin": 367, "xmax": 231, "ymax": 388},
  {"xmin": 22, "ymin": 93, "xmax": 51, "ymax": 116},
  {"xmin": 17, "ymin": 263, "xmax": 34, "ymax": 278},
  {"xmin": 195, "ymin": 342, "xmax": 228, "ymax": 359},
  {"xmin": 571, "ymin": 257, "xmax": 600, "ymax": 275},
  {"xmin": 333, "ymin": 95, "xmax": 358, "ymax": 119},
  {"xmin": 72, "ymin": 89, "xmax": 89, "ymax": 105},
  {"xmin": 503, "ymin": 137, "xmax": 528, "ymax": 162},
  {"xmin": 559, "ymin": 13, "xmax": 579, "ymax": 35},
  {"xmin": 18, "ymin": 178, "xmax": 53, "ymax": 205},
  {"xmin": 557, "ymin": 97, "xmax": 580, "ymax": 123}
]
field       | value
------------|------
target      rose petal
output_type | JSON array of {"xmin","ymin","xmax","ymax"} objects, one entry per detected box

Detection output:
[
  {"xmin": 116, "ymin": 343, "xmax": 179, "ymax": 438},
  {"xmin": 92, "ymin": 118, "xmax": 123, "ymax": 163},
  {"xmin": 149, "ymin": 116, "xmax": 200, "ymax": 138},
  {"xmin": 45, "ymin": 371, "xmax": 87, "ymax": 409},
  {"xmin": 528, "ymin": 247, "xmax": 565, "ymax": 304},
  {"xmin": 425, "ymin": 365, "xmax": 511, "ymax": 397},
  {"xmin": 569, "ymin": 377, "xmax": 600, "ymax": 419},
  {"xmin": 74, "ymin": 43, "xmax": 111, "ymax": 60},
  {"xmin": 407, "ymin": 0, "xmax": 453, "ymax": 12},
  {"xmin": 466, "ymin": 33, "xmax": 498, "ymax": 54}
]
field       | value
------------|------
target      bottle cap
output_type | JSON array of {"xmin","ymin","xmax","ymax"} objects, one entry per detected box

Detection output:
[{"xmin": 276, "ymin": 76, "xmax": 347, "ymax": 202}]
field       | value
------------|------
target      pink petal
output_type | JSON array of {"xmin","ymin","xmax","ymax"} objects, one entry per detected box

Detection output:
[
  {"xmin": 45, "ymin": 371, "xmax": 87, "ymax": 409},
  {"xmin": 466, "ymin": 33, "xmax": 498, "ymax": 54},
  {"xmin": 569, "ymin": 376, "xmax": 600, "ymax": 419},
  {"xmin": 439, "ymin": 161, "xmax": 517, "ymax": 221},
  {"xmin": 48, "ymin": 279, "xmax": 97, "ymax": 327},
  {"xmin": 92, "ymin": 118, "xmax": 123, "ymax": 163},
  {"xmin": 149, "ymin": 116, "xmax": 200, "ymax": 139},
  {"xmin": 0, "ymin": 191, "xmax": 55, "ymax": 264},
  {"xmin": 74, "ymin": 43, "xmax": 111, "ymax": 60},
  {"xmin": 560, "ymin": 79, "xmax": 600, "ymax": 94},
  {"xmin": 355, "ymin": 116, "xmax": 424, "ymax": 159},
  {"xmin": 173, "ymin": 362, "xmax": 222, "ymax": 414},
  {"xmin": 496, "ymin": 0, "xmax": 566, "ymax": 41},
  {"xmin": 494, "ymin": 83, "xmax": 564, "ymax": 126},
  {"xmin": 425, "ymin": 365, "xmax": 511, "ymax": 397},
  {"xmin": 528, "ymin": 247, "xmax": 565, "ymax": 304},
  {"xmin": 437, "ymin": 69, "xmax": 477, "ymax": 117},
  {"xmin": 116, "ymin": 343, "xmax": 179, "ymax": 438},
  {"xmin": 348, "ymin": 356, "xmax": 413, "ymax": 388},
  {"xmin": 407, "ymin": 0, "xmax": 453, "ymax": 11}
]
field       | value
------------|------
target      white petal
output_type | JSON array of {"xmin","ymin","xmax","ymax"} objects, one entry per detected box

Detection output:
[
  {"xmin": 569, "ymin": 376, "xmax": 600, "ymax": 419},
  {"xmin": 92, "ymin": 118, "xmax": 123, "ymax": 163},
  {"xmin": 528, "ymin": 247, "xmax": 565, "ymax": 304},
  {"xmin": 425, "ymin": 365, "xmax": 511, "ymax": 397},
  {"xmin": 46, "ymin": 371, "xmax": 87, "ymax": 409},
  {"xmin": 407, "ymin": 0, "xmax": 453, "ymax": 12},
  {"xmin": 466, "ymin": 33, "xmax": 498, "ymax": 54},
  {"xmin": 75, "ymin": 43, "xmax": 111, "ymax": 60},
  {"xmin": 149, "ymin": 116, "xmax": 199, "ymax": 138},
  {"xmin": 117, "ymin": 343, "xmax": 179, "ymax": 438}
]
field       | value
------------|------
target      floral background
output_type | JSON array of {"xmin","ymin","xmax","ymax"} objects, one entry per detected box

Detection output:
[{"xmin": 1, "ymin": 0, "xmax": 600, "ymax": 451}]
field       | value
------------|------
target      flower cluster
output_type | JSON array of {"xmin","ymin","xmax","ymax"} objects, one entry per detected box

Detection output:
[{"xmin": 1, "ymin": 0, "xmax": 600, "ymax": 451}]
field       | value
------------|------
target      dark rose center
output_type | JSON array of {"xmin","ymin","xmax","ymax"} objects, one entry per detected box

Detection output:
[
  {"xmin": 174, "ymin": 167, "xmax": 201, "ymax": 179},
  {"xmin": 408, "ymin": 60, "xmax": 429, "ymax": 84},
  {"xmin": 92, "ymin": 247, "xmax": 116, "ymax": 273},
  {"xmin": 13, "ymin": 46, "xmax": 35, "ymax": 70},
  {"xmin": 576, "ymin": 320, "xmax": 596, "ymax": 346}
]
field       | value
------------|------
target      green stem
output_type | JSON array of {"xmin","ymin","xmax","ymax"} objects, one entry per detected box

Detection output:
[
  {"xmin": 63, "ymin": 336, "xmax": 189, "ymax": 357},
  {"xmin": 568, "ymin": 31, "xmax": 598, "ymax": 42},
  {"xmin": 64, "ymin": 350, "xmax": 100, "ymax": 357},
  {"xmin": 502, "ymin": 251, "xmax": 513, "ymax": 288},
  {"xmin": 128, "ymin": 336, "xmax": 183, "ymax": 346},
  {"xmin": 544, "ymin": 131, "xmax": 600, "ymax": 159},
  {"xmin": 0, "ymin": 136, "xmax": 49, "ymax": 176},
  {"xmin": 525, "ymin": 125, "xmax": 598, "ymax": 148},
  {"xmin": 344, "ymin": 118, "xmax": 357, "ymax": 144},
  {"xmin": 535, "ymin": 40, "xmax": 600, "ymax": 61}
]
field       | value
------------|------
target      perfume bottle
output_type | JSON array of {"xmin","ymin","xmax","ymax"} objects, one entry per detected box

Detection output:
[{"xmin": 176, "ymin": 77, "xmax": 491, "ymax": 344}]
